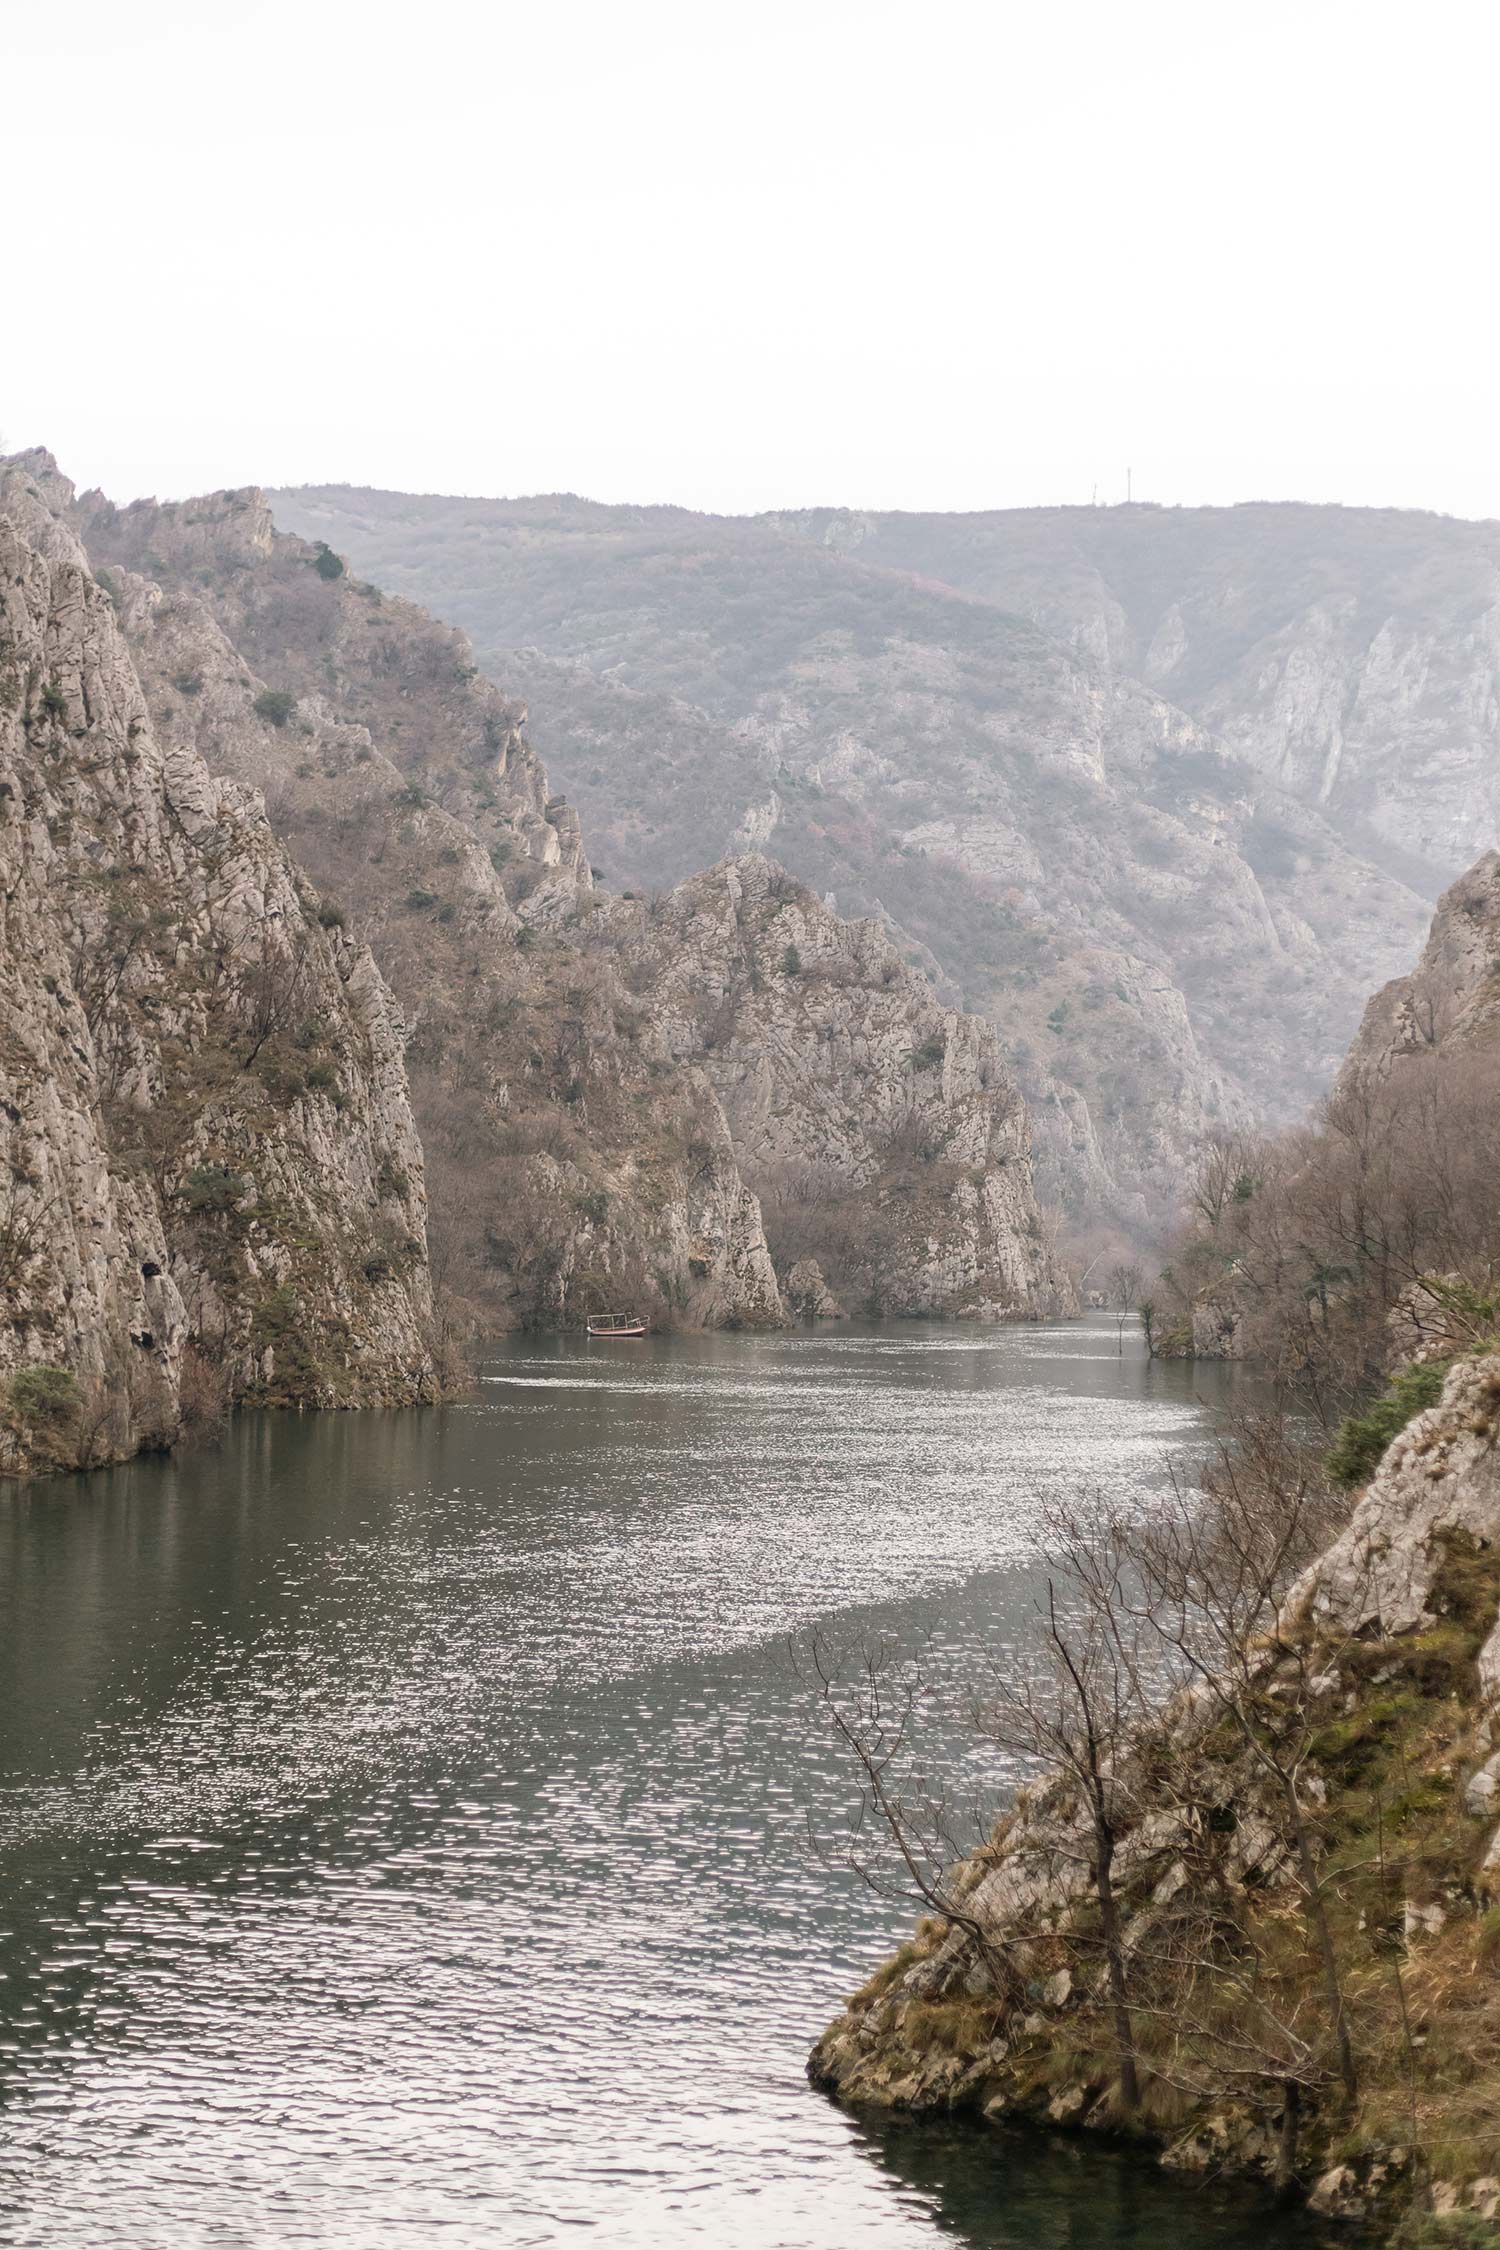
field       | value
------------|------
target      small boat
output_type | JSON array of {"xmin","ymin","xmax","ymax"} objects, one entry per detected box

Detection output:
[{"xmin": 586, "ymin": 1312, "xmax": 648, "ymax": 1339}]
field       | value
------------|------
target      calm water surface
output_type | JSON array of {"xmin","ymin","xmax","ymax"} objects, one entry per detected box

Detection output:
[{"xmin": 0, "ymin": 1322, "xmax": 1338, "ymax": 2246}]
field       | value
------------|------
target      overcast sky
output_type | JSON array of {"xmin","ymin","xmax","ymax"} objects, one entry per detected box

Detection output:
[{"xmin": 7, "ymin": 0, "xmax": 1497, "ymax": 518}]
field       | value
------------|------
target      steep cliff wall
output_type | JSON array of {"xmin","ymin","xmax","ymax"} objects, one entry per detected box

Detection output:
[
  {"xmin": 0, "ymin": 460, "xmax": 781, "ymax": 1334},
  {"xmin": 74, "ymin": 473, "xmax": 588, "ymax": 910},
  {"xmin": 0, "ymin": 466, "xmax": 435, "ymax": 1475},
  {"xmin": 600, "ymin": 855, "xmax": 1070, "ymax": 1317},
  {"xmin": 809, "ymin": 1357, "xmax": 1500, "ymax": 2226}
]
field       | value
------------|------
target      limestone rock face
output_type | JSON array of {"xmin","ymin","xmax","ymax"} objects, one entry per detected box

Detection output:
[
  {"xmin": 1297, "ymin": 1354, "xmax": 1500, "ymax": 1644},
  {"xmin": 28, "ymin": 459, "xmax": 783, "ymax": 1336},
  {"xmin": 1188, "ymin": 1292, "xmax": 1244, "ymax": 1359},
  {"xmin": 597, "ymin": 856, "xmax": 1071, "ymax": 1318},
  {"xmin": 73, "ymin": 468, "xmax": 590, "ymax": 906},
  {"xmin": 0, "ymin": 465, "xmax": 434, "ymax": 1474},
  {"xmin": 1386, "ymin": 1273, "xmax": 1469, "ymax": 1375},
  {"xmin": 784, "ymin": 1258, "xmax": 845, "ymax": 1320},
  {"xmin": 762, "ymin": 502, "xmax": 1500, "ymax": 886},
  {"xmin": 808, "ymin": 1352, "xmax": 1500, "ymax": 2219},
  {"xmin": 1339, "ymin": 849, "xmax": 1500, "ymax": 1084}
]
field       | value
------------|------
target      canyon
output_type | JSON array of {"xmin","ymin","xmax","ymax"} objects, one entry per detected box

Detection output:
[
  {"xmin": 0, "ymin": 452, "xmax": 1070, "ymax": 1468},
  {"xmin": 270, "ymin": 487, "xmax": 1500, "ymax": 1238}
]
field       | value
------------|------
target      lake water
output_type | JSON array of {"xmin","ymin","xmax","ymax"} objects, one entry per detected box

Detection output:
[{"xmin": 0, "ymin": 1321, "xmax": 1340, "ymax": 2246}]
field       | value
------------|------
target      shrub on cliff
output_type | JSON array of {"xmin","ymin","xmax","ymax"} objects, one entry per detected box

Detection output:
[
  {"xmin": 9, "ymin": 1364, "xmax": 80, "ymax": 1424},
  {"xmin": 1327, "ymin": 1358, "xmax": 1449, "ymax": 1487},
  {"xmin": 253, "ymin": 689, "xmax": 295, "ymax": 728},
  {"xmin": 179, "ymin": 1164, "xmax": 247, "ymax": 1214},
  {"xmin": 1394, "ymin": 2217, "xmax": 1500, "ymax": 2249}
]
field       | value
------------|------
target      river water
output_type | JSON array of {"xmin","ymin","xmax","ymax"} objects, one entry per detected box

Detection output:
[{"xmin": 0, "ymin": 1321, "xmax": 1340, "ymax": 2247}]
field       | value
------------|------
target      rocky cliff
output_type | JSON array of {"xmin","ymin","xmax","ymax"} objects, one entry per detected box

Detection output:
[
  {"xmin": 1155, "ymin": 845, "xmax": 1500, "ymax": 1370},
  {"xmin": 0, "ymin": 463, "xmax": 435, "ymax": 1475},
  {"xmin": 809, "ymin": 1358, "xmax": 1500, "ymax": 2227},
  {"xmin": 598, "ymin": 855, "xmax": 1070, "ymax": 1317},
  {"xmin": 267, "ymin": 486, "xmax": 1447, "ymax": 1242},
  {"xmin": 74, "ymin": 477, "xmax": 589, "ymax": 910},
  {"xmin": 9, "ymin": 461, "xmax": 779, "ymax": 1337},
  {"xmin": 782, "ymin": 502, "xmax": 1500, "ymax": 888},
  {"xmin": 22, "ymin": 455, "xmax": 1063, "ymax": 1335},
  {"xmin": 1340, "ymin": 848, "xmax": 1500, "ymax": 1084}
]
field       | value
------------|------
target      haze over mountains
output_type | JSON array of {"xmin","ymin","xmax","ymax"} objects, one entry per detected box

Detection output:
[
  {"xmin": 11, "ymin": 437, "xmax": 1500, "ymax": 1468},
  {"xmin": 271, "ymin": 487, "xmax": 1500, "ymax": 1237}
]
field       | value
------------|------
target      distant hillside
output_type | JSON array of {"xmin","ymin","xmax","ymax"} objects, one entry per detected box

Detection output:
[{"xmin": 268, "ymin": 488, "xmax": 1481, "ymax": 1240}]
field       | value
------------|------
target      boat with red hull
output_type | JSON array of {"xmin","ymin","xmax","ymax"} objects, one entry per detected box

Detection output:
[{"xmin": 586, "ymin": 1313, "xmax": 648, "ymax": 1339}]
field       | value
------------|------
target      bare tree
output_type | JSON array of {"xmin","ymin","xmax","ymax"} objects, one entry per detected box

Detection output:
[
  {"xmin": 973, "ymin": 1504, "xmax": 1151, "ymax": 2113},
  {"xmin": 1159, "ymin": 1045, "xmax": 1500, "ymax": 1415},
  {"xmin": 236, "ymin": 935, "xmax": 316, "ymax": 1069},
  {"xmin": 0, "ymin": 1145, "xmax": 55, "ymax": 1301},
  {"xmin": 1189, "ymin": 1133, "xmax": 1259, "ymax": 1233},
  {"xmin": 1106, "ymin": 1261, "xmax": 1143, "ymax": 1354},
  {"xmin": 804, "ymin": 1397, "xmax": 1370, "ymax": 2150},
  {"xmin": 804, "ymin": 1508, "xmax": 1162, "ymax": 2119},
  {"xmin": 1130, "ymin": 1419, "xmax": 1361, "ymax": 2105},
  {"xmin": 799, "ymin": 1624, "xmax": 1025, "ymax": 2007}
]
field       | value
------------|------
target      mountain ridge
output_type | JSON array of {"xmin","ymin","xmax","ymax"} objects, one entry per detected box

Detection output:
[{"xmin": 268, "ymin": 483, "xmax": 1461, "ymax": 1239}]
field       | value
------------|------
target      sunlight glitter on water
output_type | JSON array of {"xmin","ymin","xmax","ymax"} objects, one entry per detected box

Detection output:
[{"xmin": 0, "ymin": 1322, "xmax": 1336, "ymax": 2248}]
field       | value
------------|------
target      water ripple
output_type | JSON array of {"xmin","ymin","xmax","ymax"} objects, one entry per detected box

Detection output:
[{"xmin": 0, "ymin": 1322, "xmax": 1328, "ymax": 2248}]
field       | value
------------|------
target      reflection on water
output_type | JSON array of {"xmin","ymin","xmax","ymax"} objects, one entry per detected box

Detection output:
[{"xmin": 0, "ymin": 1322, "xmax": 1333, "ymax": 2246}]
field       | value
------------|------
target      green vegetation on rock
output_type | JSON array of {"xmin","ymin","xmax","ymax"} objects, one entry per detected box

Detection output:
[{"xmin": 1328, "ymin": 1360, "xmax": 1450, "ymax": 1487}]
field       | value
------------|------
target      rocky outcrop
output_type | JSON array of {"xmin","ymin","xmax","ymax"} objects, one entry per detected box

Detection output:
[
  {"xmin": 808, "ymin": 1357, "xmax": 1500, "ymax": 2224},
  {"xmin": 1387, "ymin": 1275, "xmax": 1470, "ymax": 1375},
  {"xmin": 598, "ymin": 856, "xmax": 1070, "ymax": 1318},
  {"xmin": 784, "ymin": 1258, "xmax": 844, "ymax": 1320},
  {"xmin": 0, "ymin": 465, "xmax": 435, "ymax": 1475},
  {"xmin": 74, "ymin": 471, "xmax": 591, "ymax": 907},
  {"xmin": 18, "ymin": 457, "xmax": 787, "ymax": 1336},
  {"xmin": 1339, "ymin": 848, "xmax": 1500, "ymax": 1086},
  {"xmin": 1297, "ymin": 1354, "xmax": 1500, "ymax": 1645}
]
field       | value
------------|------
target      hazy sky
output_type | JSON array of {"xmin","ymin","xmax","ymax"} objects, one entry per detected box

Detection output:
[{"xmin": 8, "ymin": 0, "xmax": 1498, "ymax": 517}]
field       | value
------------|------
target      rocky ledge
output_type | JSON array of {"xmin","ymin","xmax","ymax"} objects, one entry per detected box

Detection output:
[{"xmin": 810, "ymin": 1353, "xmax": 1500, "ymax": 2229}]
